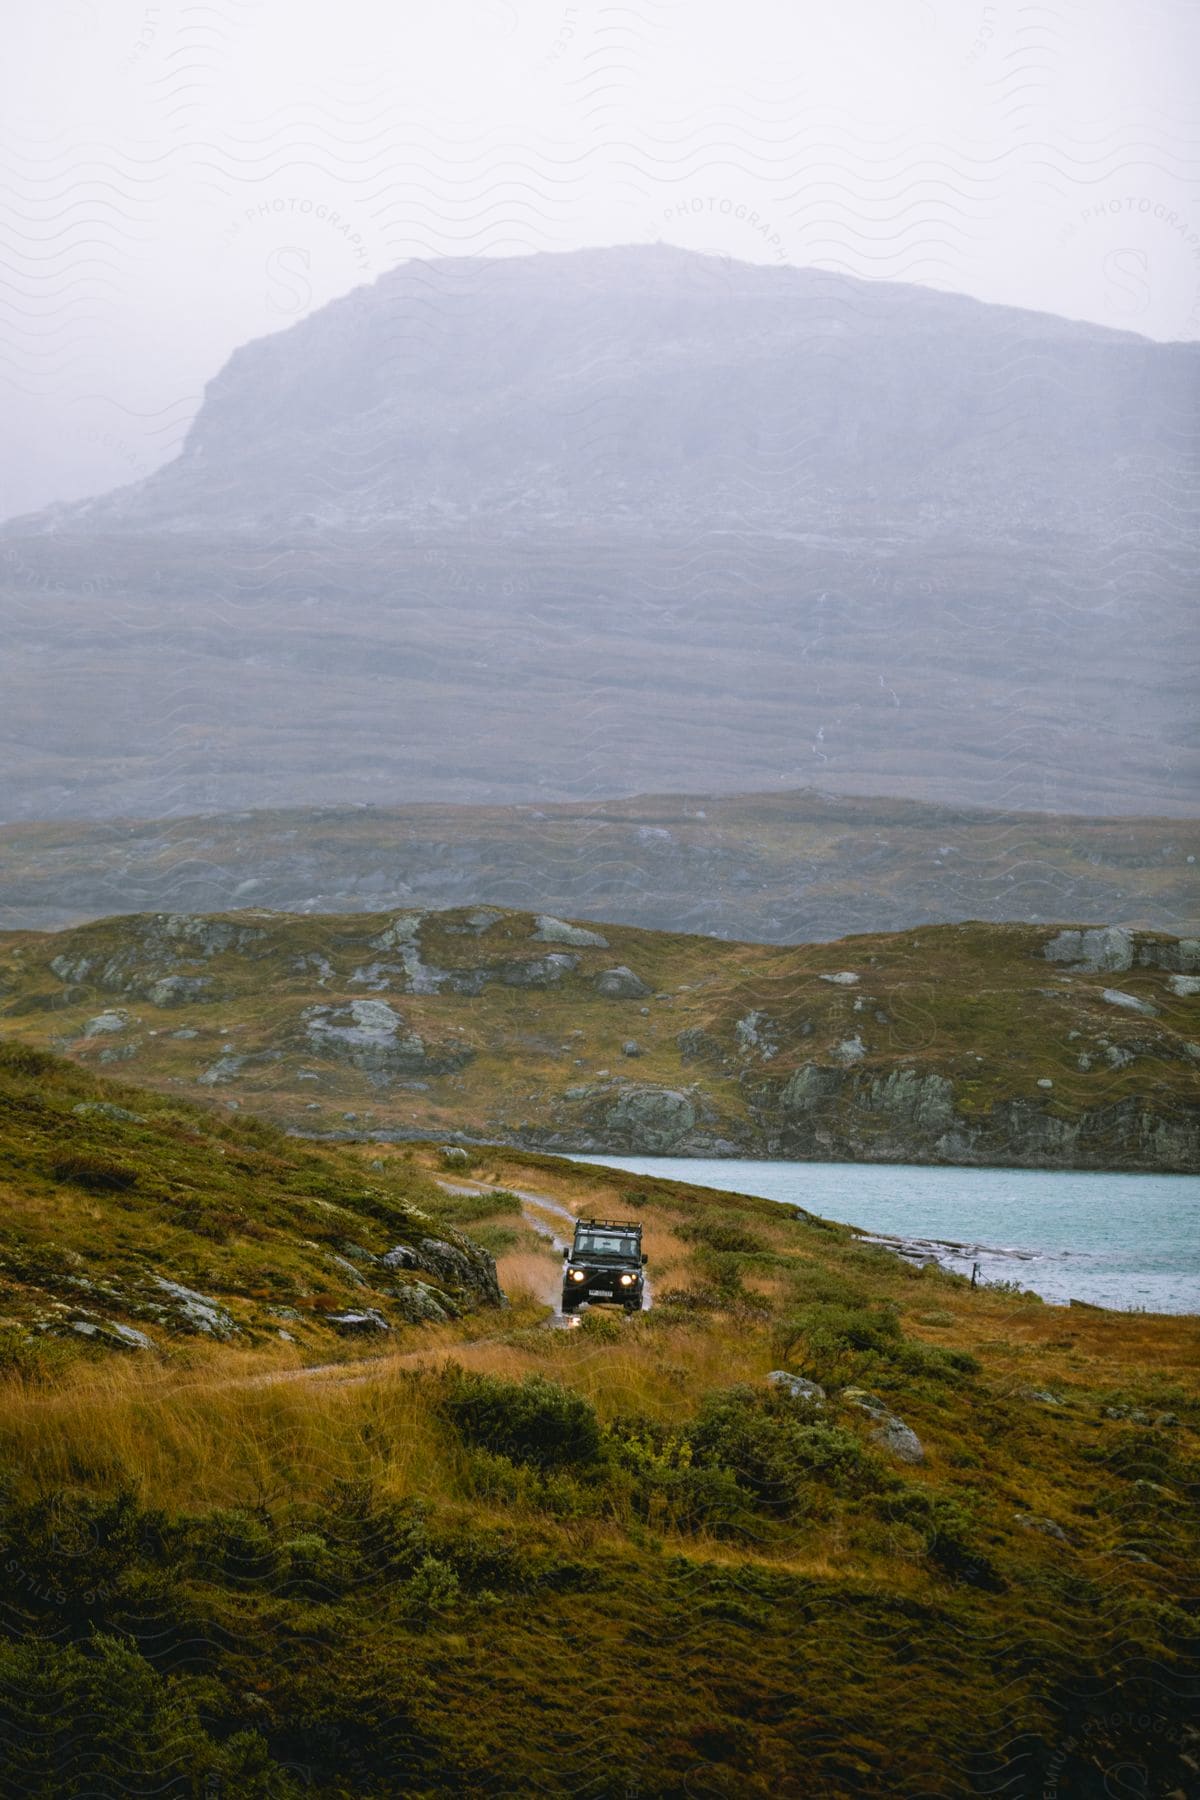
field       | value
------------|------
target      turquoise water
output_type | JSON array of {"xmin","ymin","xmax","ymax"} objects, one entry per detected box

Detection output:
[{"xmin": 568, "ymin": 1157, "xmax": 1200, "ymax": 1313}]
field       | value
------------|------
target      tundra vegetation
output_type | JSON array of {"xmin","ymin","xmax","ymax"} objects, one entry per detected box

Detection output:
[
  {"xmin": 0, "ymin": 1044, "xmax": 1196, "ymax": 1795},
  {"xmin": 2, "ymin": 906, "xmax": 1197, "ymax": 1170}
]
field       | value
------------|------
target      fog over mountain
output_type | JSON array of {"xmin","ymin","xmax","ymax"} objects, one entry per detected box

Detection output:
[
  {"xmin": 55, "ymin": 246, "xmax": 1200, "ymax": 538},
  {"xmin": 2, "ymin": 247, "xmax": 1197, "ymax": 820}
]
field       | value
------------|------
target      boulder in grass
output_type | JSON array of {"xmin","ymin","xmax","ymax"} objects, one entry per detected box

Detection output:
[
  {"xmin": 595, "ymin": 966, "xmax": 651, "ymax": 999},
  {"xmin": 842, "ymin": 1387, "xmax": 925, "ymax": 1464},
  {"xmin": 767, "ymin": 1371, "xmax": 826, "ymax": 1407},
  {"xmin": 328, "ymin": 1308, "xmax": 390, "ymax": 1334}
]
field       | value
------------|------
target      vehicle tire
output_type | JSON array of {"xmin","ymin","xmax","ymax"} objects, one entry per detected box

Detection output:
[{"xmin": 561, "ymin": 1299, "xmax": 578, "ymax": 1314}]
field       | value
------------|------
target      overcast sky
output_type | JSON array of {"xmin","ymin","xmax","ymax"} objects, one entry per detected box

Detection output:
[{"xmin": 3, "ymin": 0, "xmax": 1198, "ymax": 520}]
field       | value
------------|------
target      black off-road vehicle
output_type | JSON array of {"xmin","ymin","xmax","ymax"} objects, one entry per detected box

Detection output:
[{"xmin": 561, "ymin": 1218, "xmax": 647, "ymax": 1313}]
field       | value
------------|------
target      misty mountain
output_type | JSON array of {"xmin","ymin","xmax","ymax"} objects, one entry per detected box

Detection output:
[
  {"xmin": 56, "ymin": 246, "xmax": 1200, "ymax": 538},
  {"xmin": 2, "ymin": 247, "xmax": 1197, "ymax": 822}
]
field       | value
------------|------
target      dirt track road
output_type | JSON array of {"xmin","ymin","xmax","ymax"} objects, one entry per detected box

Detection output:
[{"xmin": 237, "ymin": 1175, "xmax": 651, "ymax": 1393}]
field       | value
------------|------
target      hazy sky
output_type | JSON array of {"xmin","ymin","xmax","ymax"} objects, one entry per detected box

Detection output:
[{"xmin": 3, "ymin": 0, "xmax": 1198, "ymax": 519}]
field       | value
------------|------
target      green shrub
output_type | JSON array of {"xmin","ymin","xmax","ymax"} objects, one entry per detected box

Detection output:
[
  {"xmin": 653, "ymin": 1286, "xmax": 718, "ymax": 1313},
  {"xmin": 189, "ymin": 1506, "xmax": 279, "ymax": 1587},
  {"xmin": 0, "ymin": 1488, "xmax": 172, "ymax": 1629},
  {"xmin": 0, "ymin": 1635, "xmax": 292, "ymax": 1798},
  {"xmin": 784, "ymin": 1265, "xmax": 871, "ymax": 1309},
  {"xmin": 463, "ymin": 1448, "xmax": 597, "ymax": 1519},
  {"xmin": 579, "ymin": 1307, "xmax": 624, "ymax": 1342},
  {"xmin": 0, "ymin": 1040, "xmax": 60, "ymax": 1080},
  {"xmin": 772, "ymin": 1302, "xmax": 901, "ymax": 1380},
  {"xmin": 0, "ymin": 1327, "xmax": 73, "ymax": 1382},
  {"xmin": 687, "ymin": 1386, "xmax": 885, "ymax": 1514},
  {"xmin": 679, "ymin": 1212, "xmax": 769, "ymax": 1255},
  {"xmin": 773, "ymin": 1303, "xmax": 978, "ymax": 1387},
  {"xmin": 460, "ymin": 1222, "xmax": 520, "ymax": 1255},
  {"xmin": 428, "ymin": 1186, "xmax": 522, "ymax": 1226},
  {"xmin": 605, "ymin": 1419, "xmax": 747, "ymax": 1534},
  {"xmin": 898, "ymin": 1340, "xmax": 981, "ymax": 1380},
  {"xmin": 439, "ymin": 1368, "xmax": 600, "ymax": 1470},
  {"xmin": 690, "ymin": 1249, "xmax": 748, "ymax": 1300},
  {"xmin": 50, "ymin": 1154, "xmax": 138, "ymax": 1193},
  {"xmin": 881, "ymin": 1489, "xmax": 1004, "ymax": 1590},
  {"xmin": 280, "ymin": 1530, "xmax": 353, "ymax": 1599},
  {"xmin": 399, "ymin": 1554, "xmax": 460, "ymax": 1622}
]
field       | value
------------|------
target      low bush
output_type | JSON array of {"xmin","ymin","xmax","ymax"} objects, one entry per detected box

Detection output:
[
  {"xmin": 679, "ymin": 1212, "xmax": 769, "ymax": 1256},
  {"xmin": 604, "ymin": 1419, "xmax": 747, "ymax": 1535},
  {"xmin": 772, "ymin": 1301, "xmax": 902, "ymax": 1381},
  {"xmin": 0, "ymin": 1635, "xmax": 290, "ymax": 1798},
  {"xmin": 428, "ymin": 1186, "xmax": 522, "ymax": 1226},
  {"xmin": 578, "ymin": 1307, "xmax": 624, "ymax": 1342},
  {"xmin": 189, "ymin": 1506, "xmax": 279, "ymax": 1587},
  {"xmin": 0, "ymin": 1327, "xmax": 73, "ymax": 1382},
  {"xmin": 464, "ymin": 1447, "xmax": 597, "ymax": 1519},
  {"xmin": 687, "ymin": 1385, "xmax": 886, "ymax": 1515},
  {"xmin": 438, "ymin": 1368, "xmax": 601, "ymax": 1471},
  {"xmin": 0, "ymin": 1040, "xmax": 60, "ymax": 1079},
  {"xmin": 881, "ymin": 1488, "xmax": 1004, "ymax": 1590},
  {"xmin": 280, "ymin": 1530, "xmax": 353, "ymax": 1600},
  {"xmin": 460, "ymin": 1222, "xmax": 520, "ymax": 1255},
  {"xmin": 690, "ymin": 1248, "xmax": 748, "ymax": 1300},
  {"xmin": 783, "ymin": 1264, "xmax": 871, "ymax": 1309},
  {"xmin": 773, "ymin": 1302, "xmax": 979, "ymax": 1387},
  {"xmin": 50, "ymin": 1154, "xmax": 138, "ymax": 1193}
]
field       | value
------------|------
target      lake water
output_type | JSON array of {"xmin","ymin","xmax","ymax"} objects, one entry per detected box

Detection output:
[{"xmin": 568, "ymin": 1156, "xmax": 1200, "ymax": 1314}]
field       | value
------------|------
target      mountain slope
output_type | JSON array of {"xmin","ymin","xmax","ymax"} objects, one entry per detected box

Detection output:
[
  {"xmin": 0, "ymin": 1089, "xmax": 1197, "ymax": 1794},
  {"xmin": 0, "ymin": 1040, "xmax": 500, "ymax": 1357},
  {"xmin": 3, "ymin": 907, "xmax": 1197, "ymax": 1171},
  {"xmin": 55, "ymin": 246, "xmax": 1200, "ymax": 539},
  {"xmin": 1, "ymin": 790, "xmax": 1196, "ymax": 938},
  {"xmin": 3, "ymin": 248, "xmax": 1197, "ymax": 819}
]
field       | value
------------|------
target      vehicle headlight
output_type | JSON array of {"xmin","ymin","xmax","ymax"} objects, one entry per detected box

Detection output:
[
  {"xmin": 619, "ymin": 1273, "xmax": 635, "ymax": 1286},
  {"xmin": 569, "ymin": 1268, "xmax": 585, "ymax": 1282}
]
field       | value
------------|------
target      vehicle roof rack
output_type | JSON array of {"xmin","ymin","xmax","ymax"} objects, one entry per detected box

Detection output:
[{"xmin": 576, "ymin": 1217, "xmax": 642, "ymax": 1232}]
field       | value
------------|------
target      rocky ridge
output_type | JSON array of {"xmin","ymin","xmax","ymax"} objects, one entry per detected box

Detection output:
[{"xmin": 2, "ymin": 907, "xmax": 1197, "ymax": 1172}]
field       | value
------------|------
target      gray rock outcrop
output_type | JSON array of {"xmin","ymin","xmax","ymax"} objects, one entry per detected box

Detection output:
[
  {"xmin": 603, "ymin": 1085, "xmax": 697, "ymax": 1152},
  {"xmin": 595, "ymin": 966, "xmax": 651, "ymax": 999},
  {"xmin": 767, "ymin": 1371, "xmax": 826, "ymax": 1406},
  {"xmin": 498, "ymin": 954, "xmax": 578, "ymax": 988},
  {"xmin": 67, "ymin": 1316, "xmax": 153, "ymax": 1351},
  {"xmin": 148, "ymin": 975, "xmax": 213, "ymax": 1007},
  {"xmin": 303, "ymin": 999, "xmax": 471, "ymax": 1078},
  {"xmin": 1044, "ymin": 926, "xmax": 1134, "ymax": 973},
  {"xmin": 328, "ymin": 1308, "xmax": 390, "ymax": 1333},
  {"xmin": 413, "ymin": 1236, "xmax": 502, "ymax": 1308},
  {"xmin": 83, "ymin": 1011, "xmax": 128, "ymax": 1037},
  {"xmin": 389, "ymin": 1281, "xmax": 454, "ymax": 1324},
  {"xmin": 1101, "ymin": 988, "xmax": 1159, "ymax": 1018},
  {"xmin": 533, "ymin": 915, "xmax": 609, "ymax": 948},
  {"xmin": 842, "ymin": 1388, "xmax": 925, "ymax": 1463},
  {"xmin": 150, "ymin": 1277, "xmax": 238, "ymax": 1338}
]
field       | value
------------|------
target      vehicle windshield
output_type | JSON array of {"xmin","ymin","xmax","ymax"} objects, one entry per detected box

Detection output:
[{"xmin": 574, "ymin": 1231, "xmax": 638, "ymax": 1260}]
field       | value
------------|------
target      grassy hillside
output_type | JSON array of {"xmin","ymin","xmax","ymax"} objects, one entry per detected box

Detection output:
[
  {"xmin": 1, "ymin": 906, "xmax": 1197, "ymax": 1170},
  {"xmin": 2, "ymin": 788, "xmax": 1197, "ymax": 939},
  {"xmin": 0, "ymin": 1042, "xmax": 504, "ymax": 1365},
  {"xmin": 0, "ymin": 1055, "xmax": 1196, "ymax": 1794}
]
